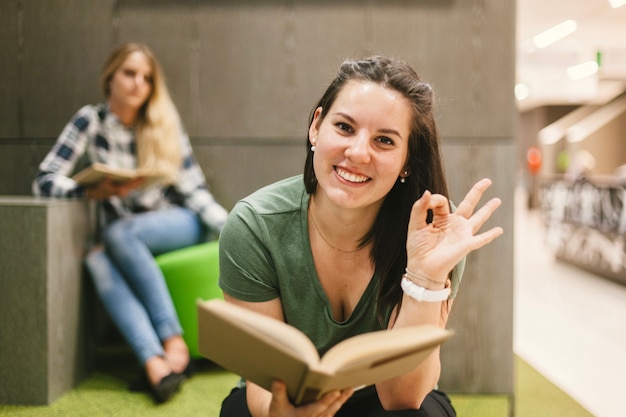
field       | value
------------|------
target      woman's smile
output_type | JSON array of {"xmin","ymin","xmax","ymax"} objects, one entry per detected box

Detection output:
[{"xmin": 334, "ymin": 166, "xmax": 371, "ymax": 184}]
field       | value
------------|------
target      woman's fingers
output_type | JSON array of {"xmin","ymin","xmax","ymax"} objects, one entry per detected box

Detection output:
[
  {"xmin": 428, "ymin": 193, "xmax": 452, "ymax": 218},
  {"xmin": 270, "ymin": 380, "xmax": 291, "ymax": 409},
  {"xmin": 270, "ymin": 380, "xmax": 354, "ymax": 417},
  {"xmin": 472, "ymin": 225, "xmax": 504, "ymax": 249},
  {"xmin": 407, "ymin": 190, "xmax": 432, "ymax": 231},
  {"xmin": 315, "ymin": 388, "xmax": 354, "ymax": 416},
  {"xmin": 454, "ymin": 178, "xmax": 493, "ymax": 219},
  {"xmin": 468, "ymin": 197, "xmax": 502, "ymax": 235},
  {"xmin": 463, "ymin": 193, "xmax": 503, "ymax": 250},
  {"xmin": 408, "ymin": 190, "xmax": 451, "ymax": 231}
]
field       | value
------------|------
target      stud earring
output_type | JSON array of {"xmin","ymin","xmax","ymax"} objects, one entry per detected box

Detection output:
[
  {"xmin": 400, "ymin": 177, "xmax": 406, "ymax": 183},
  {"xmin": 311, "ymin": 145, "xmax": 316, "ymax": 152}
]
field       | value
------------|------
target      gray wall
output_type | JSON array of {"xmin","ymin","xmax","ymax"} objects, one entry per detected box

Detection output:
[
  {"xmin": 0, "ymin": 198, "xmax": 94, "ymax": 404},
  {"xmin": 0, "ymin": 0, "xmax": 516, "ymax": 397}
]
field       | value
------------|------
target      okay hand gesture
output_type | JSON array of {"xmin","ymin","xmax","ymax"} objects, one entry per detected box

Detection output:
[{"xmin": 405, "ymin": 178, "xmax": 504, "ymax": 284}]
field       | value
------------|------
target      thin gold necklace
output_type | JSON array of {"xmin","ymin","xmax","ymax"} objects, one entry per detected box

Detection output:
[{"xmin": 309, "ymin": 203, "xmax": 363, "ymax": 254}]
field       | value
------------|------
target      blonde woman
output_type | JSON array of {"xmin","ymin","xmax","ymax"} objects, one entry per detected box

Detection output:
[{"xmin": 33, "ymin": 43, "xmax": 228, "ymax": 403}]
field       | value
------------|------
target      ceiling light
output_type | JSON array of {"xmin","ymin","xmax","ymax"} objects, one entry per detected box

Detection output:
[
  {"xmin": 567, "ymin": 61, "xmax": 599, "ymax": 80},
  {"xmin": 532, "ymin": 20, "xmax": 577, "ymax": 49},
  {"xmin": 609, "ymin": 0, "xmax": 626, "ymax": 8}
]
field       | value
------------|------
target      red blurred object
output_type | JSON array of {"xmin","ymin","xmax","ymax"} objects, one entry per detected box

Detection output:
[{"xmin": 526, "ymin": 146, "xmax": 542, "ymax": 175}]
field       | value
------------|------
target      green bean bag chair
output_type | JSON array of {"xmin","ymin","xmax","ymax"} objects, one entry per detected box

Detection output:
[{"xmin": 156, "ymin": 240, "xmax": 222, "ymax": 358}]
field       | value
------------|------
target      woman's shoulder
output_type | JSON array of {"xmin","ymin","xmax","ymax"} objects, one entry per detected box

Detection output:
[
  {"xmin": 71, "ymin": 103, "xmax": 106, "ymax": 117},
  {"xmin": 222, "ymin": 175, "xmax": 307, "ymax": 251},
  {"xmin": 68, "ymin": 104, "xmax": 107, "ymax": 130},
  {"xmin": 237, "ymin": 175, "xmax": 306, "ymax": 215}
]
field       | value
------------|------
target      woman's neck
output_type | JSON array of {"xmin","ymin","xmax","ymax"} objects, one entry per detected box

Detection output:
[
  {"xmin": 109, "ymin": 101, "xmax": 139, "ymax": 127},
  {"xmin": 309, "ymin": 194, "xmax": 376, "ymax": 253}
]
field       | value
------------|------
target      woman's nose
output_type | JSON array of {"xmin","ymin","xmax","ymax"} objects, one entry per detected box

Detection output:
[
  {"xmin": 345, "ymin": 133, "xmax": 371, "ymax": 162},
  {"xmin": 135, "ymin": 75, "xmax": 148, "ymax": 87}
]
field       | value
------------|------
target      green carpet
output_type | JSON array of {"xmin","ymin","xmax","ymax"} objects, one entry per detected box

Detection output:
[{"xmin": 0, "ymin": 352, "xmax": 593, "ymax": 417}]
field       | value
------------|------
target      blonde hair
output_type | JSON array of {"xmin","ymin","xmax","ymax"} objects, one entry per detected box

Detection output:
[{"xmin": 101, "ymin": 43, "xmax": 182, "ymax": 183}]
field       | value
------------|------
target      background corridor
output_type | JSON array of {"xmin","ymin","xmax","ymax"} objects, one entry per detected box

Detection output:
[{"xmin": 514, "ymin": 185, "xmax": 626, "ymax": 417}]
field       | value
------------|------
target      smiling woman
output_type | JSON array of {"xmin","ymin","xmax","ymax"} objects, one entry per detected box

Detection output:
[{"xmin": 216, "ymin": 55, "xmax": 503, "ymax": 417}]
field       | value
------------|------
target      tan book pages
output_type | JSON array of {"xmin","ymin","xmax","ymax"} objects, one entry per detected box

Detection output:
[
  {"xmin": 295, "ymin": 325, "xmax": 450, "ymax": 404},
  {"xmin": 198, "ymin": 299, "xmax": 319, "ymax": 402},
  {"xmin": 198, "ymin": 299, "xmax": 453, "ymax": 405},
  {"xmin": 72, "ymin": 162, "xmax": 165, "ymax": 187}
]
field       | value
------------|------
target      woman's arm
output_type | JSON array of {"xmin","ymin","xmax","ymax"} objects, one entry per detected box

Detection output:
[
  {"xmin": 376, "ymin": 179, "xmax": 503, "ymax": 410},
  {"xmin": 172, "ymin": 131, "xmax": 228, "ymax": 233},
  {"xmin": 222, "ymin": 294, "xmax": 284, "ymax": 417},
  {"xmin": 376, "ymin": 296, "xmax": 452, "ymax": 409},
  {"xmin": 33, "ymin": 106, "xmax": 93, "ymax": 198}
]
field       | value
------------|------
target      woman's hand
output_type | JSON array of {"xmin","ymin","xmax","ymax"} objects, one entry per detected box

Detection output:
[
  {"xmin": 405, "ymin": 178, "xmax": 503, "ymax": 283},
  {"xmin": 267, "ymin": 381, "xmax": 353, "ymax": 417},
  {"xmin": 85, "ymin": 176, "xmax": 145, "ymax": 200}
]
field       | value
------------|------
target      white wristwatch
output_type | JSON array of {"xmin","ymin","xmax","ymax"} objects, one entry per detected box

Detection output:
[{"xmin": 401, "ymin": 276, "xmax": 451, "ymax": 302}]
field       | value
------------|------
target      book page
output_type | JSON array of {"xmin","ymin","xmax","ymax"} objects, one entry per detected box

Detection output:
[
  {"xmin": 319, "ymin": 325, "xmax": 451, "ymax": 372},
  {"xmin": 72, "ymin": 162, "xmax": 138, "ymax": 186},
  {"xmin": 72, "ymin": 162, "xmax": 165, "ymax": 187},
  {"xmin": 197, "ymin": 300, "xmax": 321, "ymax": 398},
  {"xmin": 292, "ymin": 325, "xmax": 453, "ymax": 404},
  {"xmin": 296, "ymin": 345, "xmax": 438, "ymax": 405}
]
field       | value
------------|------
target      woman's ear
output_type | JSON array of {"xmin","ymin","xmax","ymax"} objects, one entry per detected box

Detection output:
[{"xmin": 308, "ymin": 107, "xmax": 323, "ymax": 147}]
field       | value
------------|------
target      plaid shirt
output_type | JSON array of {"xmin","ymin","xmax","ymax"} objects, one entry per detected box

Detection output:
[{"xmin": 33, "ymin": 103, "xmax": 228, "ymax": 233}]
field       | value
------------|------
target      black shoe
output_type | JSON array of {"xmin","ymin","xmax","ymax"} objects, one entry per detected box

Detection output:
[
  {"xmin": 150, "ymin": 372, "xmax": 185, "ymax": 404},
  {"xmin": 182, "ymin": 359, "xmax": 196, "ymax": 378}
]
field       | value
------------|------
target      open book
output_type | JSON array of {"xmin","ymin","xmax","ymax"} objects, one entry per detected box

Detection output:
[
  {"xmin": 198, "ymin": 299, "xmax": 453, "ymax": 405},
  {"xmin": 72, "ymin": 162, "xmax": 165, "ymax": 187}
]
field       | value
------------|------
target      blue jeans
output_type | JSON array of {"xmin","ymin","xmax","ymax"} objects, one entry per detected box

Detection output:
[{"xmin": 85, "ymin": 207, "xmax": 206, "ymax": 365}]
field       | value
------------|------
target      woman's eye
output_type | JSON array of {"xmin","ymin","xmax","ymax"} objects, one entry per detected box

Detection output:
[
  {"xmin": 123, "ymin": 69, "xmax": 135, "ymax": 77},
  {"xmin": 336, "ymin": 122, "xmax": 353, "ymax": 133},
  {"xmin": 377, "ymin": 136, "xmax": 394, "ymax": 145}
]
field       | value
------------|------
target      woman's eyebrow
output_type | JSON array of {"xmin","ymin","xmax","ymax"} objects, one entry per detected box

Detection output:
[
  {"xmin": 378, "ymin": 128, "xmax": 403, "ymax": 138},
  {"xmin": 333, "ymin": 112, "xmax": 356, "ymax": 124},
  {"xmin": 333, "ymin": 112, "xmax": 403, "ymax": 138}
]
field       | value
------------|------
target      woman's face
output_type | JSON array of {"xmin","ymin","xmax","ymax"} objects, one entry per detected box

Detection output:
[
  {"xmin": 108, "ymin": 51, "xmax": 153, "ymax": 114},
  {"xmin": 309, "ymin": 80, "xmax": 412, "ymax": 212}
]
